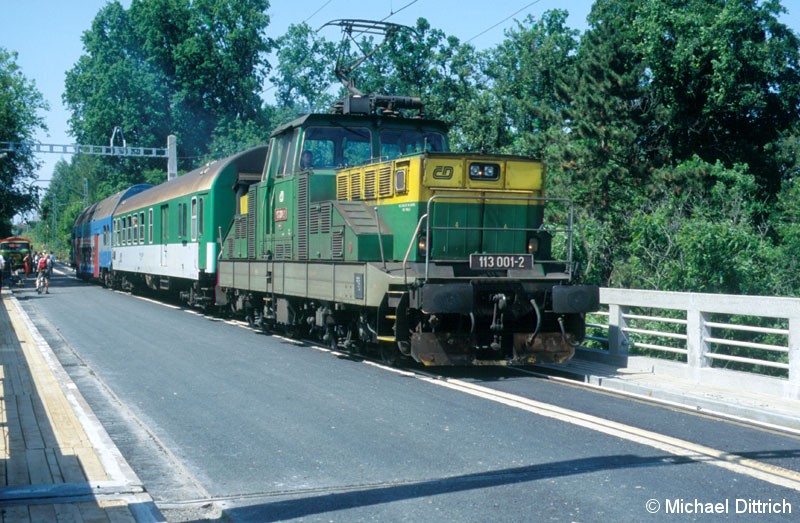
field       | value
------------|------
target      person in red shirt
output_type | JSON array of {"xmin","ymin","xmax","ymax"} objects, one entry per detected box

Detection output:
[{"xmin": 36, "ymin": 253, "xmax": 50, "ymax": 294}]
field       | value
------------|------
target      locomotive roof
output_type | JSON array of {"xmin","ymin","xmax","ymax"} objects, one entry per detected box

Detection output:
[
  {"xmin": 115, "ymin": 145, "xmax": 269, "ymax": 214},
  {"xmin": 271, "ymin": 112, "xmax": 449, "ymax": 138}
]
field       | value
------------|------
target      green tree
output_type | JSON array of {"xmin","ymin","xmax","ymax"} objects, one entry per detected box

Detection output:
[
  {"xmin": 482, "ymin": 11, "xmax": 579, "ymax": 157},
  {"xmin": 64, "ymin": 0, "xmax": 273, "ymax": 173},
  {"xmin": 0, "ymin": 48, "xmax": 48, "ymax": 234},
  {"xmin": 544, "ymin": 0, "xmax": 663, "ymax": 284},
  {"xmin": 637, "ymin": 0, "xmax": 800, "ymax": 195},
  {"xmin": 614, "ymin": 157, "xmax": 774, "ymax": 294},
  {"xmin": 64, "ymin": 2, "xmax": 172, "ymax": 155},
  {"xmin": 270, "ymin": 23, "xmax": 337, "ymax": 113}
]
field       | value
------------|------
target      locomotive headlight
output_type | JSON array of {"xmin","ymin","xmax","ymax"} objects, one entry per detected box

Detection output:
[
  {"xmin": 527, "ymin": 237, "xmax": 539, "ymax": 254},
  {"xmin": 417, "ymin": 235, "xmax": 428, "ymax": 257},
  {"xmin": 468, "ymin": 162, "xmax": 501, "ymax": 180}
]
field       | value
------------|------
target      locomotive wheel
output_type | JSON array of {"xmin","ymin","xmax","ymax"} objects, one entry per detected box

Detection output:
[
  {"xmin": 325, "ymin": 327, "xmax": 338, "ymax": 350},
  {"xmin": 380, "ymin": 342, "xmax": 400, "ymax": 366},
  {"xmin": 343, "ymin": 324, "xmax": 364, "ymax": 357}
]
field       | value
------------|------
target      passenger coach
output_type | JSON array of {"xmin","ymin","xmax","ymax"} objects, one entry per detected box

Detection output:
[
  {"xmin": 111, "ymin": 146, "xmax": 268, "ymax": 307},
  {"xmin": 72, "ymin": 185, "xmax": 151, "ymax": 285}
]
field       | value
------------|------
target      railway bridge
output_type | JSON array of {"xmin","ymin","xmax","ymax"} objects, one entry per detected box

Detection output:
[
  {"xmin": 565, "ymin": 288, "xmax": 800, "ymax": 430},
  {"xmin": 2, "ymin": 277, "xmax": 799, "ymax": 522}
]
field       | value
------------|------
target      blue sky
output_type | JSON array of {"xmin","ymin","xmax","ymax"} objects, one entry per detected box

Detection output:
[{"xmin": 1, "ymin": 0, "xmax": 798, "ymax": 198}]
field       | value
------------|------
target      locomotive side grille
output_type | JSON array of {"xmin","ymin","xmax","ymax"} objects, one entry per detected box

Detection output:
[
  {"xmin": 235, "ymin": 216, "xmax": 247, "ymax": 238},
  {"xmin": 227, "ymin": 237, "xmax": 234, "ymax": 258},
  {"xmin": 247, "ymin": 186, "xmax": 257, "ymax": 259},
  {"xmin": 364, "ymin": 169, "xmax": 376, "ymax": 199},
  {"xmin": 274, "ymin": 241, "xmax": 292, "ymax": 260},
  {"xmin": 336, "ymin": 175, "xmax": 348, "ymax": 200},
  {"xmin": 297, "ymin": 175, "xmax": 308, "ymax": 260},
  {"xmin": 332, "ymin": 230, "xmax": 344, "ymax": 259},
  {"xmin": 350, "ymin": 173, "xmax": 362, "ymax": 200},
  {"xmin": 378, "ymin": 165, "xmax": 392, "ymax": 197},
  {"xmin": 309, "ymin": 204, "xmax": 319, "ymax": 234},
  {"xmin": 320, "ymin": 202, "xmax": 331, "ymax": 233}
]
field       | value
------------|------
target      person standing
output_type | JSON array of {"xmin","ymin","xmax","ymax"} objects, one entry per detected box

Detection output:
[
  {"xmin": 0, "ymin": 252, "xmax": 5, "ymax": 290},
  {"xmin": 22, "ymin": 252, "xmax": 31, "ymax": 278}
]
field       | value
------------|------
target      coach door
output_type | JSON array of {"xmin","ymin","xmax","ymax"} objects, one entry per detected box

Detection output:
[{"xmin": 160, "ymin": 204, "xmax": 168, "ymax": 266}]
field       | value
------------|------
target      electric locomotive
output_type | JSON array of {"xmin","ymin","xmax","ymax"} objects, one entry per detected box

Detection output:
[{"xmin": 217, "ymin": 93, "xmax": 599, "ymax": 365}]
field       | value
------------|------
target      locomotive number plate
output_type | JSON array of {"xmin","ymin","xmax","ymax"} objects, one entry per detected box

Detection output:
[{"xmin": 469, "ymin": 254, "xmax": 533, "ymax": 270}]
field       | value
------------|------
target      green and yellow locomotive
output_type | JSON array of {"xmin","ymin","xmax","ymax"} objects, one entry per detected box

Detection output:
[{"xmin": 218, "ymin": 94, "xmax": 598, "ymax": 365}]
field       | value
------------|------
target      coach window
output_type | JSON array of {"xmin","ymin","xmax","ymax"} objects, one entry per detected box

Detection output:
[
  {"xmin": 139, "ymin": 211, "xmax": 145, "ymax": 244},
  {"xmin": 133, "ymin": 214, "xmax": 139, "ymax": 243},
  {"xmin": 198, "ymin": 198, "xmax": 204, "ymax": 236},
  {"xmin": 148, "ymin": 208, "xmax": 153, "ymax": 243},
  {"xmin": 181, "ymin": 203, "xmax": 188, "ymax": 238},
  {"xmin": 177, "ymin": 203, "xmax": 183, "ymax": 237},
  {"xmin": 191, "ymin": 197, "xmax": 197, "ymax": 241}
]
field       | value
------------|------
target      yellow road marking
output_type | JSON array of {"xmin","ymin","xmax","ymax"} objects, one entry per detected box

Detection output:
[{"xmin": 418, "ymin": 376, "xmax": 800, "ymax": 492}]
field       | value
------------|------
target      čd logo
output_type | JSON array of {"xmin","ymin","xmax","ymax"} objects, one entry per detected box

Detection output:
[{"xmin": 432, "ymin": 165, "xmax": 454, "ymax": 179}]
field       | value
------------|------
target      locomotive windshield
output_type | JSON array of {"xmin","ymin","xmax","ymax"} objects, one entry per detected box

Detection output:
[
  {"xmin": 302, "ymin": 126, "xmax": 371, "ymax": 169},
  {"xmin": 379, "ymin": 130, "xmax": 446, "ymax": 160}
]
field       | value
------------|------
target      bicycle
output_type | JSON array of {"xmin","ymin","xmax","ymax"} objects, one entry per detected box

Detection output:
[{"xmin": 36, "ymin": 272, "xmax": 45, "ymax": 294}]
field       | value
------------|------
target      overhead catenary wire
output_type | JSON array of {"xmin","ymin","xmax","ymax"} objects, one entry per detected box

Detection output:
[
  {"xmin": 380, "ymin": 0, "xmax": 420, "ymax": 22},
  {"xmin": 466, "ymin": 0, "xmax": 542, "ymax": 43},
  {"xmin": 303, "ymin": 0, "xmax": 332, "ymax": 23}
]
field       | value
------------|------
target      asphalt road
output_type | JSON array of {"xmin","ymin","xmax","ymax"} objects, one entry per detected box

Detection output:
[{"xmin": 14, "ymin": 268, "xmax": 800, "ymax": 522}]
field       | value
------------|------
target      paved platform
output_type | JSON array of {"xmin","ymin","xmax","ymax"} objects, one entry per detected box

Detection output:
[{"xmin": 0, "ymin": 286, "xmax": 165, "ymax": 522}]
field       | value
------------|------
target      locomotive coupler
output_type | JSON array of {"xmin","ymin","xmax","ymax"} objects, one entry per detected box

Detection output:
[
  {"xmin": 490, "ymin": 293, "xmax": 506, "ymax": 332},
  {"xmin": 490, "ymin": 294, "xmax": 507, "ymax": 351}
]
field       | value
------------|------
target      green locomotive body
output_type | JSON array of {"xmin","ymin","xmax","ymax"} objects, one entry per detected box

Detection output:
[{"xmin": 218, "ymin": 96, "xmax": 599, "ymax": 366}]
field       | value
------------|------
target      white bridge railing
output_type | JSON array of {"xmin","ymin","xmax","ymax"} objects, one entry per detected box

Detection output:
[{"xmin": 579, "ymin": 288, "xmax": 800, "ymax": 400}]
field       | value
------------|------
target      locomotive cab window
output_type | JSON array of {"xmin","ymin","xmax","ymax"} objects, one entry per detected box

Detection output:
[
  {"xmin": 268, "ymin": 129, "xmax": 299, "ymax": 178},
  {"xmin": 380, "ymin": 130, "xmax": 446, "ymax": 160},
  {"xmin": 302, "ymin": 126, "xmax": 371, "ymax": 169}
]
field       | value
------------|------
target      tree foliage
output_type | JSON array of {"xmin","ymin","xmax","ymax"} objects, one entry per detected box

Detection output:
[
  {"xmin": 64, "ymin": 0, "xmax": 273, "ymax": 171},
  {"xmin": 636, "ymin": 0, "xmax": 800, "ymax": 194},
  {"xmin": 0, "ymin": 48, "xmax": 48, "ymax": 235}
]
